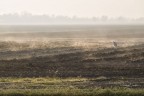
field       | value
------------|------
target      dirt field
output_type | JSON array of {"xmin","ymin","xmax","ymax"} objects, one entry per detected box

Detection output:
[
  {"xmin": 0, "ymin": 25, "xmax": 144, "ymax": 95},
  {"xmin": 0, "ymin": 38, "xmax": 144, "ymax": 89}
]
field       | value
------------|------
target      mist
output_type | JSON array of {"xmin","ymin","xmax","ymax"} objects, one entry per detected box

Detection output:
[{"xmin": 0, "ymin": 13, "xmax": 144, "ymax": 25}]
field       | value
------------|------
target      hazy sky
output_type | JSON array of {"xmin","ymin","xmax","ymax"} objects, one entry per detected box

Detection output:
[{"xmin": 0, "ymin": 0, "xmax": 144, "ymax": 18}]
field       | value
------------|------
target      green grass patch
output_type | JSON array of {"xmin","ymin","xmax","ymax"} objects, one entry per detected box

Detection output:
[
  {"xmin": 0, "ymin": 77, "xmax": 144, "ymax": 96},
  {"xmin": 0, "ymin": 88, "xmax": 144, "ymax": 96}
]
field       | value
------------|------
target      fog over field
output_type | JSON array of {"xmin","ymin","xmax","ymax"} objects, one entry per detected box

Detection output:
[
  {"xmin": 0, "ymin": 25, "xmax": 144, "ymax": 40},
  {"xmin": 0, "ymin": 0, "xmax": 144, "ymax": 96}
]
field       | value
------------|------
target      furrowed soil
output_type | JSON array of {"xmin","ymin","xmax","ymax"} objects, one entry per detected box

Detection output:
[{"xmin": 0, "ymin": 38, "xmax": 144, "ymax": 89}]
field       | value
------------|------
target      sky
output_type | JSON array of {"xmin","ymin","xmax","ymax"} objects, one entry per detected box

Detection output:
[{"xmin": 0, "ymin": 0, "xmax": 144, "ymax": 18}]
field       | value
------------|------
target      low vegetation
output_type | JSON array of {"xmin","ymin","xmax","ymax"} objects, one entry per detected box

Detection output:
[{"xmin": 0, "ymin": 77, "xmax": 144, "ymax": 96}]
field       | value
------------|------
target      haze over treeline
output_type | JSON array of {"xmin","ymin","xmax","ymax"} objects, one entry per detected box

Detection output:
[{"xmin": 0, "ymin": 13, "xmax": 144, "ymax": 25}]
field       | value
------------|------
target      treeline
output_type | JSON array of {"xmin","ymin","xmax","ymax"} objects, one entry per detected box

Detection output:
[{"xmin": 0, "ymin": 13, "xmax": 144, "ymax": 25}]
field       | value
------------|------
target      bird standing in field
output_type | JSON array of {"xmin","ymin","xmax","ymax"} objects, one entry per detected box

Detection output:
[{"xmin": 112, "ymin": 41, "xmax": 118, "ymax": 48}]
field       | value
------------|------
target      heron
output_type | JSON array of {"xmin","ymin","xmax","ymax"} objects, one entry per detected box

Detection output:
[{"xmin": 112, "ymin": 41, "xmax": 118, "ymax": 48}]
